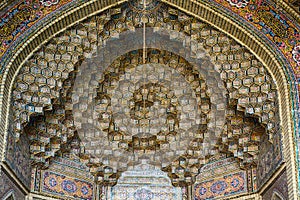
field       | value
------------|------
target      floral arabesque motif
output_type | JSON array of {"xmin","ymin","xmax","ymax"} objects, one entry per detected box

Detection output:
[
  {"xmin": 292, "ymin": 45, "xmax": 300, "ymax": 66},
  {"xmin": 226, "ymin": 0, "xmax": 250, "ymax": 8},
  {"xmin": 39, "ymin": 0, "xmax": 59, "ymax": 7},
  {"xmin": 134, "ymin": 188, "xmax": 154, "ymax": 200}
]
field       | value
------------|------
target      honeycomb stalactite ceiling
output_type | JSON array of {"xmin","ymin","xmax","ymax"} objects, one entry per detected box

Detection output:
[
  {"xmin": 73, "ymin": 49, "xmax": 218, "ymax": 186},
  {"xmin": 12, "ymin": 0, "xmax": 279, "ymax": 186}
]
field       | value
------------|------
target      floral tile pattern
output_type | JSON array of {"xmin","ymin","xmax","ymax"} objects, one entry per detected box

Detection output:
[
  {"xmin": 194, "ymin": 171, "xmax": 247, "ymax": 200},
  {"xmin": 42, "ymin": 171, "xmax": 94, "ymax": 200}
]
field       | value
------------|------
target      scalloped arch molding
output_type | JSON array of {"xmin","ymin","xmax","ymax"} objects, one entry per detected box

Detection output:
[{"xmin": 0, "ymin": 0, "xmax": 299, "ymax": 199}]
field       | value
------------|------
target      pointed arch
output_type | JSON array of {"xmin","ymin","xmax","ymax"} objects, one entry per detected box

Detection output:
[{"xmin": 0, "ymin": 0, "xmax": 298, "ymax": 198}]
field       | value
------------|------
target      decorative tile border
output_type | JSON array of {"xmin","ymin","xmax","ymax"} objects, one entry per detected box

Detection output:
[
  {"xmin": 197, "ymin": 158, "xmax": 240, "ymax": 181},
  {"xmin": 200, "ymin": 157, "xmax": 238, "ymax": 173},
  {"xmin": 49, "ymin": 158, "xmax": 93, "ymax": 180}
]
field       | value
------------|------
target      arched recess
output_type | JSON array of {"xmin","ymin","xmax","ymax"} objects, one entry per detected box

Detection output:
[{"xmin": 0, "ymin": 0, "xmax": 298, "ymax": 199}]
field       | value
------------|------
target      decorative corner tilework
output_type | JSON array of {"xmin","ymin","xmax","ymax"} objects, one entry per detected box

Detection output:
[
  {"xmin": 42, "ymin": 171, "xmax": 94, "ymax": 200},
  {"xmin": 194, "ymin": 171, "xmax": 247, "ymax": 200},
  {"xmin": 0, "ymin": 170, "xmax": 25, "ymax": 200},
  {"xmin": 5, "ymin": 130, "xmax": 31, "ymax": 189},
  {"xmin": 212, "ymin": 0, "xmax": 300, "ymax": 70},
  {"xmin": 0, "ymin": 0, "xmax": 73, "ymax": 65},
  {"xmin": 262, "ymin": 170, "xmax": 288, "ymax": 200},
  {"xmin": 257, "ymin": 133, "xmax": 283, "ymax": 188}
]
